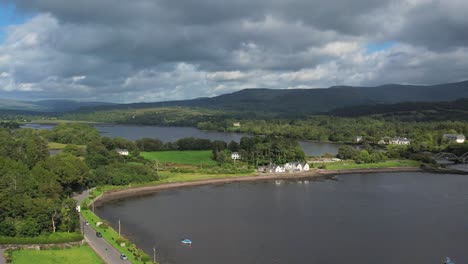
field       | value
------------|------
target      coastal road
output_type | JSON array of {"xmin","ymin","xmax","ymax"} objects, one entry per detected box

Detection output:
[{"xmin": 75, "ymin": 190, "xmax": 129, "ymax": 264}]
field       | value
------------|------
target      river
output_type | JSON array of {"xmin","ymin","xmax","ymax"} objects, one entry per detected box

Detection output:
[
  {"xmin": 95, "ymin": 172, "xmax": 468, "ymax": 264},
  {"xmin": 21, "ymin": 123, "xmax": 340, "ymax": 156}
]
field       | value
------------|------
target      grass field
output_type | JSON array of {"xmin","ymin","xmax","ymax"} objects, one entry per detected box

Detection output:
[
  {"xmin": 12, "ymin": 245, "xmax": 103, "ymax": 264},
  {"xmin": 141, "ymin": 150, "xmax": 217, "ymax": 166},
  {"xmin": 323, "ymin": 160, "xmax": 420, "ymax": 170},
  {"xmin": 48, "ymin": 142, "xmax": 86, "ymax": 150}
]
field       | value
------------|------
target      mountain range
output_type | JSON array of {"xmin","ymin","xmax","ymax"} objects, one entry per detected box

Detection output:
[
  {"xmin": 0, "ymin": 99, "xmax": 114, "ymax": 112},
  {"xmin": 1, "ymin": 80, "xmax": 468, "ymax": 115},
  {"xmin": 82, "ymin": 80, "xmax": 468, "ymax": 115}
]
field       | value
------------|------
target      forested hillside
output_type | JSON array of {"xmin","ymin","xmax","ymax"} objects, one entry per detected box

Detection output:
[{"xmin": 78, "ymin": 80, "xmax": 468, "ymax": 116}]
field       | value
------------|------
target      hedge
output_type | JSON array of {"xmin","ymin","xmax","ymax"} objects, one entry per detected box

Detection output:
[{"xmin": 0, "ymin": 232, "xmax": 83, "ymax": 245}]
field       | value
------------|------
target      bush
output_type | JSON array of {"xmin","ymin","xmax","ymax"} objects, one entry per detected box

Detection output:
[
  {"xmin": 140, "ymin": 254, "xmax": 151, "ymax": 262},
  {"xmin": 3, "ymin": 249, "xmax": 13, "ymax": 263},
  {"xmin": 116, "ymin": 237, "xmax": 129, "ymax": 246},
  {"xmin": 0, "ymin": 232, "xmax": 83, "ymax": 245}
]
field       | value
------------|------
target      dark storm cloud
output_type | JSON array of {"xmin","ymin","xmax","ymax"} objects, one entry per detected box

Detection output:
[{"xmin": 0, "ymin": 0, "xmax": 467, "ymax": 102}]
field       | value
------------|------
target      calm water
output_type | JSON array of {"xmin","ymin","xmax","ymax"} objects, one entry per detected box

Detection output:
[
  {"xmin": 96, "ymin": 172, "xmax": 468, "ymax": 264},
  {"xmin": 21, "ymin": 123, "xmax": 339, "ymax": 156}
]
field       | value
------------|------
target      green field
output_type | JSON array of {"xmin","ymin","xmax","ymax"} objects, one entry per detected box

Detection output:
[
  {"xmin": 12, "ymin": 245, "xmax": 103, "ymax": 264},
  {"xmin": 48, "ymin": 142, "xmax": 86, "ymax": 150},
  {"xmin": 141, "ymin": 150, "xmax": 217, "ymax": 165},
  {"xmin": 323, "ymin": 160, "xmax": 420, "ymax": 170}
]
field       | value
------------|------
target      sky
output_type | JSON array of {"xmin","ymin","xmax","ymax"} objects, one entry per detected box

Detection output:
[{"xmin": 0, "ymin": 0, "xmax": 467, "ymax": 103}]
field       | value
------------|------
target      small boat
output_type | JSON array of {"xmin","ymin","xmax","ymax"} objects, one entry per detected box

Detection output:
[
  {"xmin": 181, "ymin": 239, "xmax": 192, "ymax": 245},
  {"xmin": 444, "ymin": 257, "xmax": 455, "ymax": 264},
  {"xmin": 304, "ymin": 180, "xmax": 309, "ymax": 184},
  {"xmin": 275, "ymin": 180, "xmax": 281, "ymax": 185}
]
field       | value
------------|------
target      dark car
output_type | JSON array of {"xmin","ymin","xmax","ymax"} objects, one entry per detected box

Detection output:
[
  {"xmin": 120, "ymin": 254, "xmax": 128, "ymax": 261},
  {"xmin": 96, "ymin": 232, "xmax": 103, "ymax": 238}
]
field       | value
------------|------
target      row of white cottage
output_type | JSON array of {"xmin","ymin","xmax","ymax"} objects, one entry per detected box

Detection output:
[{"xmin": 258, "ymin": 162, "xmax": 310, "ymax": 173}]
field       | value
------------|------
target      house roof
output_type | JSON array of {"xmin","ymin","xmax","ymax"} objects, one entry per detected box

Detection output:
[{"xmin": 115, "ymin": 148, "xmax": 128, "ymax": 152}]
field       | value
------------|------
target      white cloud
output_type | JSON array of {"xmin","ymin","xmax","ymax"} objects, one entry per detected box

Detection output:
[{"xmin": 0, "ymin": 0, "xmax": 467, "ymax": 102}]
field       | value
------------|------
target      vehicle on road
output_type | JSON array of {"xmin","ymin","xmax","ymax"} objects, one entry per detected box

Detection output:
[
  {"xmin": 120, "ymin": 254, "xmax": 128, "ymax": 260},
  {"xmin": 85, "ymin": 221, "xmax": 89, "ymax": 226},
  {"xmin": 96, "ymin": 232, "xmax": 103, "ymax": 238}
]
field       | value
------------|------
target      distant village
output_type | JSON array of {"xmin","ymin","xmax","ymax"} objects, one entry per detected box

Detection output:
[
  {"xmin": 257, "ymin": 162, "xmax": 310, "ymax": 174},
  {"xmin": 354, "ymin": 133, "xmax": 465, "ymax": 145}
]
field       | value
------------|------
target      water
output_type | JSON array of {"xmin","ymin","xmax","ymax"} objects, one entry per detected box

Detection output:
[
  {"xmin": 21, "ymin": 123, "xmax": 339, "ymax": 156},
  {"xmin": 96, "ymin": 172, "xmax": 468, "ymax": 264}
]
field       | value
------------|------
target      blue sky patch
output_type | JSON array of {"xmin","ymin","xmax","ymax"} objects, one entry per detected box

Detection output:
[
  {"xmin": 366, "ymin": 41, "xmax": 396, "ymax": 53},
  {"xmin": 0, "ymin": 3, "xmax": 30, "ymax": 43}
]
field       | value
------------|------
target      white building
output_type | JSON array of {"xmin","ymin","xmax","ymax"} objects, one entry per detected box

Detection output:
[
  {"xmin": 258, "ymin": 164, "xmax": 285, "ymax": 173},
  {"xmin": 443, "ymin": 134, "xmax": 466, "ymax": 144},
  {"xmin": 285, "ymin": 162, "xmax": 310, "ymax": 172},
  {"xmin": 116, "ymin": 148, "xmax": 129, "ymax": 156},
  {"xmin": 379, "ymin": 137, "xmax": 411, "ymax": 145},
  {"xmin": 389, "ymin": 137, "xmax": 411, "ymax": 145},
  {"xmin": 354, "ymin": 136, "xmax": 363, "ymax": 143},
  {"xmin": 231, "ymin": 152, "xmax": 241, "ymax": 160}
]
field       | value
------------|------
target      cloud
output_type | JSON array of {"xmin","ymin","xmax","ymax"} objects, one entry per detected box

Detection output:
[{"xmin": 0, "ymin": 0, "xmax": 467, "ymax": 102}]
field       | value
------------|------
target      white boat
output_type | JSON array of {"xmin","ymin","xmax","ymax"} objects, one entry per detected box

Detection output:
[{"xmin": 181, "ymin": 239, "xmax": 192, "ymax": 245}]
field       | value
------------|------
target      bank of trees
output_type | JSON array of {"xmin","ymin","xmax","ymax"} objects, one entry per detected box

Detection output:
[
  {"xmin": 0, "ymin": 124, "xmax": 159, "ymax": 239},
  {"xmin": 42, "ymin": 123, "xmax": 101, "ymax": 145},
  {"xmin": 136, "ymin": 137, "xmax": 222, "ymax": 151},
  {"xmin": 0, "ymin": 128, "xmax": 82, "ymax": 237},
  {"xmin": 198, "ymin": 117, "xmax": 468, "ymax": 152},
  {"xmin": 211, "ymin": 136, "xmax": 305, "ymax": 166}
]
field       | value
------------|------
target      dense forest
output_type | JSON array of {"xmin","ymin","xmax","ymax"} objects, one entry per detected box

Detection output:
[{"xmin": 0, "ymin": 128, "xmax": 81, "ymax": 237}]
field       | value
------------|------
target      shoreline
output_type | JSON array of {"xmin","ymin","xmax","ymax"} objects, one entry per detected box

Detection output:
[{"xmin": 94, "ymin": 167, "xmax": 424, "ymax": 205}]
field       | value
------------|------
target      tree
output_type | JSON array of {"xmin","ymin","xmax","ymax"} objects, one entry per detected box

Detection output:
[
  {"xmin": 42, "ymin": 154, "xmax": 90, "ymax": 195},
  {"xmin": 228, "ymin": 141, "xmax": 239, "ymax": 152},
  {"xmin": 59, "ymin": 199, "xmax": 80, "ymax": 233},
  {"xmin": 337, "ymin": 145, "xmax": 359, "ymax": 160}
]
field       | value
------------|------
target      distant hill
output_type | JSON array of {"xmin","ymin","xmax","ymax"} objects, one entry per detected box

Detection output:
[
  {"xmin": 0, "ymin": 99, "xmax": 114, "ymax": 112},
  {"xmin": 330, "ymin": 98, "xmax": 468, "ymax": 121},
  {"xmin": 2, "ymin": 80, "xmax": 468, "ymax": 115},
  {"xmin": 82, "ymin": 80, "xmax": 468, "ymax": 116}
]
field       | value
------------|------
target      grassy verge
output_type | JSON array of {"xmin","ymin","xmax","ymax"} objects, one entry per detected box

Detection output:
[
  {"xmin": 11, "ymin": 244, "xmax": 103, "ymax": 264},
  {"xmin": 141, "ymin": 150, "xmax": 217, "ymax": 166},
  {"xmin": 81, "ymin": 189, "xmax": 152, "ymax": 264},
  {"xmin": 321, "ymin": 160, "xmax": 420, "ymax": 170},
  {"xmin": 0, "ymin": 232, "xmax": 83, "ymax": 245}
]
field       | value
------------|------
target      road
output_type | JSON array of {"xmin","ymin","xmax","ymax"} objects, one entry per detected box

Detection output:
[
  {"xmin": 0, "ymin": 248, "xmax": 5, "ymax": 264},
  {"xmin": 75, "ymin": 190, "xmax": 130, "ymax": 264}
]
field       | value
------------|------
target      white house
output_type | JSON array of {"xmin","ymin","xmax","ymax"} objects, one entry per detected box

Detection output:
[
  {"xmin": 274, "ymin": 165, "xmax": 285, "ymax": 173},
  {"xmin": 379, "ymin": 137, "xmax": 410, "ymax": 145},
  {"xmin": 231, "ymin": 152, "xmax": 241, "ymax": 160},
  {"xmin": 116, "ymin": 148, "xmax": 129, "ymax": 156},
  {"xmin": 232, "ymin": 122, "xmax": 241, "ymax": 127},
  {"xmin": 258, "ymin": 164, "xmax": 286, "ymax": 173},
  {"xmin": 354, "ymin": 136, "xmax": 363, "ymax": 143},
  {"xmin": 443, "ymin": 134, "xmax": 465, "ymax": 144},
  {"xmin": 389, "ymin": 137, "xmax": 411, "ymax": 145},
  {"xmin": 285, "ymin": 162, "xmax": 310, "ymax": 172}
]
